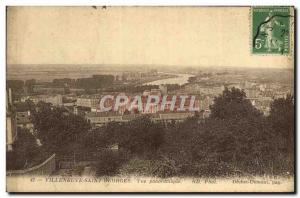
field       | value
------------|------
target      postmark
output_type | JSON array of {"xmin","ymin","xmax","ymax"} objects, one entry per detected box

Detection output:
[{"xmin": 251, "ymin": 7, "xmax": 292, "ymax": 55}]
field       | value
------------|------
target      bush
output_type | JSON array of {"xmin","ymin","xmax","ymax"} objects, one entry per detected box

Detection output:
[
  {"xmin": 7, "ymin": 128, "xmax": 40, "ymax": 170},
  {"xmin": 95, "ymin": 151, "xmax": 127, "ymax": 176}
]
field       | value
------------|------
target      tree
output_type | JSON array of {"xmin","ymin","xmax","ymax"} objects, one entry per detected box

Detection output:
[
  {"xmin": 117, "ymin": 116, "xmax": 165, "ymax": 155},
  {"xmin": 7, "ymin": 128, "xmax": 39, "ymax": 170},
  {"xmin": 159, "ymin": 87, "xmax": 290, "ymax": 177},
  {"xmin": 32, "ymin": 102, "xmax": 90, "ymax": 154},
  {"xmin": 76, "ymin": 75, "xmax": 114, "ymax": 89},
  {"xmin": 83, "ymin": 122, "xmax": 122, "ymax": 152},
  {"xmin": 14, "ymin": 100, "xmax": 35, "ymax": 112},
  {"xmin": 7, "ymin": 80, "xmax": 24, "ymax": 99},
  {"xmin": 210, "ymin": 87, "xmax": 262, "ymax": 120},
  {"xmin": 25, "ymin": 79, "xmax": 36, "ymax": 93},
  {"xmin": 268, "ymin": 95, "xmax": 294, "ymax": 153},
  {"xmin": 7, "ymin": 80, "xmax": 24, "ymax": 91}
]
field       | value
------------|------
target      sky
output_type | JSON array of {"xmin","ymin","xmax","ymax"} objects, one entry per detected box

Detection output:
[{"xmin": 7, "ymin": 6, "xmax": 293, "ymax": 69}]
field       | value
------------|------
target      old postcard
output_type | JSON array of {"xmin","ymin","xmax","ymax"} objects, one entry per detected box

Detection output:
[{"xmin": 6, "ymin": 6, "xmax": 295, "ymax": 192}]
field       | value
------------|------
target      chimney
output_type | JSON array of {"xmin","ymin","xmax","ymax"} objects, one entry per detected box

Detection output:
[{"xmin": 8, "ymin": 88, "xmax": 12, "ymax": 105}]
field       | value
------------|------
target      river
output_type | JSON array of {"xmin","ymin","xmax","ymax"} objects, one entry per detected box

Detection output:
[{"xmin": 143, "ymin": 73, "xmax": 195, "ymax": 86}]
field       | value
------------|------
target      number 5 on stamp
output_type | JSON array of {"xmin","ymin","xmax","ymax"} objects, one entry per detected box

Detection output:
[{"xmin": 252, "ymin": 7, "xmax": 293, "ymax": 55}]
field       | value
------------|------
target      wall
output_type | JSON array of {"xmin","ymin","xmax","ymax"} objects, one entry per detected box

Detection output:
[{"xmin": 7, "ymin": 154, "xmax": 56, "ymax": 176}]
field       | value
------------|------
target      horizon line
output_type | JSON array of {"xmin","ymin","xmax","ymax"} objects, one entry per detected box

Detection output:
[{"xmin": 6, "ymin": 63, "xmax": 293, "ymax": 70}]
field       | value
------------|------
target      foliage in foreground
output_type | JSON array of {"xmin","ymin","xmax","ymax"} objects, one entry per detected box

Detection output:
[{"xmin": 7, "ymin": 88, "xmax": 294, "ymax": 178}]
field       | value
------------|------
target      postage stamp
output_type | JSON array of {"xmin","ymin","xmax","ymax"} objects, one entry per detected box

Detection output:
[{"xmin": 251, "ymin": 7, "xmax": 292, "ymax": 55}]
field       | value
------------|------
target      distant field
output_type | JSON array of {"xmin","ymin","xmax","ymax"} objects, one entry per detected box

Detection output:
[
  {"xmin": 6, "ymin": 64, "xmax": 294, "ymax": 85},
  {"xmin": 6, "ymin": 64, "xmax": 125, "ymax": 81}
]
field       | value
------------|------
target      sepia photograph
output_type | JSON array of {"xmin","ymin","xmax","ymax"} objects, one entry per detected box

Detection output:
[{"xmin": 5, "ymin": 6, "xmax": 295, "ymax": 192}]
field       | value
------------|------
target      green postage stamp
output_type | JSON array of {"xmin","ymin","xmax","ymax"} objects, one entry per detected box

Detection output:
[{"xmin": 251, "ymin": 7, "xmax": 293, "ymax": 55}]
